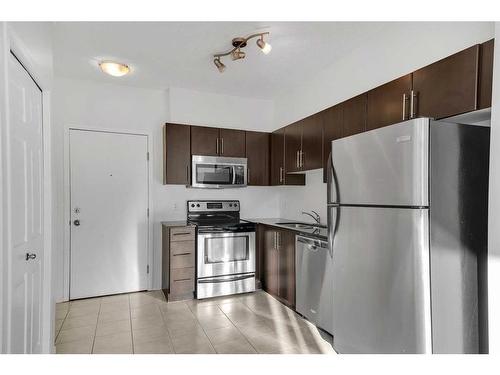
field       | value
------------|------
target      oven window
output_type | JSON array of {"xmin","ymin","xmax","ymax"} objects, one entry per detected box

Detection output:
[
  {"xmin": 204, "ymin": 235, "xmax": 249, "ymax": 264},
  {"xmin": 196, "ymin": 164, "xmax": 233, "ymax": 185}
]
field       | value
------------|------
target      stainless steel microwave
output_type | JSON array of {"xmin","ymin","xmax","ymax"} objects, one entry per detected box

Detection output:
[{"xmin": 191, "ymin": 155, "xmax": 247, "ymax": 188}]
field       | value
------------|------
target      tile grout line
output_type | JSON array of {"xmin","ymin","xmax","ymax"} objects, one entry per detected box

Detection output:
[
  {"xmin": 159, "ymin": 299, "xmax": 178, "ymax": 354},
  {"xmin": 182, "ymin": 300, "xmax": 216, "ymax": 353},
  {"xmin": 90, "ymin": 299, "xmax": 102, "ymax": 354},
  {"xmin": 129, "ymin": 294, "xmax": 135, "ymax": 354},
  {"xmin": 54, "ymin": 306, "xmax": 69, "ymax": 346}
]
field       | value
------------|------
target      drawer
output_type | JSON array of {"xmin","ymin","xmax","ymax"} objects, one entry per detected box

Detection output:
[
  {"xmin": 171, "ymin": 252, "xmax": 195, "ymax": 269},
  {"xmin": 170, "ymin": 226, "xmax": 195, "ymax": 242},
  {"xmin": 170, "ymin": 240, "xmax": 195, "ymax": 256},
  {"xmin": 170, "ymin": 268, "xmax": 195, "ymax": 295}
]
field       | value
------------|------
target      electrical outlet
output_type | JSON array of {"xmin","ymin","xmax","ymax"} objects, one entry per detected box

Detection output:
[{"xmin": 173, "ymin": 203, "xmax": 178, "ymax": 210}]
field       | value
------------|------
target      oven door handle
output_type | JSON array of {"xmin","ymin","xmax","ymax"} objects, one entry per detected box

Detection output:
[{"xmin": 198, "ymin": 274, "xmax": 254, "ymax": 284}]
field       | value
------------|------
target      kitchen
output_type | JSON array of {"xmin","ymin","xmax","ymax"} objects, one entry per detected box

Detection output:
[{"xmin": 1, "ymin": 9, "xmax": 500, "ymax": 372}]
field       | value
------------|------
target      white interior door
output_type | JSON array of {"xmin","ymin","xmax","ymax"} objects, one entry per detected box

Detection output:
[
  {"xmin": 70, "ymin": 130, "xmax": 149, "ymax": 300},
  {"xmin": 8, "ymin": 53, "xmax": 43, "ymax": 353}
]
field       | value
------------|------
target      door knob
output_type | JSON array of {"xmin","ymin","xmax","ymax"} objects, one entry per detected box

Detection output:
[
  {"xmin": 25, "ymin": 253, "xmax": 37, "ymax": 261},
  {"xmin": 73, "ymin": 219, "xmax": 80, "ymax": 226}
]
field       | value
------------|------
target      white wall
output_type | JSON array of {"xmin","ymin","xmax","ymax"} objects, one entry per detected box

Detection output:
[
  {"xmin": 169, "ymin": 87, "xmax": 274, "ymax": 131},
  {"xmin": 275, "ymin": 22, "xmax": 495, "ymax": 225},
  {"xmin": 52, "ymin": 78, "xmax": 280, "ymax": 301},
  {"xmin": 487, "ymin": 22, "xmax": 500, "ymax": 354}
]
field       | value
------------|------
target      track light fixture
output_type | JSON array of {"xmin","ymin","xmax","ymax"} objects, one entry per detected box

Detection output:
[
  {"xmin": 213, "ymin": 58, "xmax": 226, "ymax": 73},
  {"xmin": 213, "ymin": 32, "xmax": 271, "ymax": 73}
]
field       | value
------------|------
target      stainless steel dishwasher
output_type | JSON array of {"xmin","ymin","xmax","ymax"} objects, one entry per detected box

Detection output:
[{"xmin": 295, "ymin": 235, "xmax": 333, "ymax": 334}]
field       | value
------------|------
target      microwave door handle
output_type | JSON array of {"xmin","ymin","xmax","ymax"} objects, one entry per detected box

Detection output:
[{"xmin": 232, "ymin": 166, "xmax": 236, "ymax": 184}]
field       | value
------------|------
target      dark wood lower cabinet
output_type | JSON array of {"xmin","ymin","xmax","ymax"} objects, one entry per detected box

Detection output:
[{"xmin": 261, "ymin": 225, "xmax": 295, "ymax": 308}]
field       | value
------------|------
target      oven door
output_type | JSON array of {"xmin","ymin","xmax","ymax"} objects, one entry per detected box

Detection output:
[
  {"xmin": 197, "ymin": 231, "xmax": 256, "ymax": 278},
  {"xmin": 191, "ymin": 155, "xmax": 247, "ymax": 188}
]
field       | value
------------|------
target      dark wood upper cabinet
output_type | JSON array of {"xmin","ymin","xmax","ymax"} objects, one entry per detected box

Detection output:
[
  {"xmin": 343, "ymin": 94, "xmax": 367, "ymax": 137},
  {"xmin": 367, "ymin": 74, "xmax": 412, "ymax": 130},
  {"xmin": 163, "ymin": 123, "xmax": 191, "ymax": 185},
  {"xmin": 413, "ymin": 45, "xmax": 480, "ymax": 119},
  {"xmin": 219, "ymin": 128, "xmax": 246, "ymax": 157},
  {"xmin": 478, "ymin": 39, "xmax": 494, "ymax": 109},
  {"xmin": 301, "ymin": 113, "xmax": 324, "ymax": 171},
  {"xmin": 190, "ymin": 125, "xmax": 219, "ymax": 156},
  {"xmin": 322, "ymin": 105, "xmax": 343, "ymax": 183},
  {"xmin": 270, "ymin": 129, "xmax": 285, "ymax": 186},
  {"xmin": 270, "ymin": 129, "xmax": 305, "ymax": 186},
  {"xmin": 284, "ymin": 121, "xmax": 302, "ymax": 173},
  {"xmin": 245, "ymin": 131, "xmax": 270, "ymax": 186}
]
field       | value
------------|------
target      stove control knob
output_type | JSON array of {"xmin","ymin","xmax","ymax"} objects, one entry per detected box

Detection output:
[
  {"xmin": 229, "ymin": 204, "xmax": 233, "ymax": 207},
  {"xmin": 191, "ymin": 204, "xmax": 195, "ymax": 207},
  {"xmin": 197, "ymin": 204, "xmax": 200, "ymax": 207}
]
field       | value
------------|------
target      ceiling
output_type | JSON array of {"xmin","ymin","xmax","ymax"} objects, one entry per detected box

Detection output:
[{"xmin": 52, "ymin": 22, "xmax": 394, "ymax": 99}]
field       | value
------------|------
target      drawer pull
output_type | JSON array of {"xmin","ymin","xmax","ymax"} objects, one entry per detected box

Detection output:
[
  {"xmin": 173, "ymin": 278, "xmax": 192, "ymax": 282},
  {"xmin": 173, "ymin": 252, "xmax": 191, "ymax": 256},
  {"xmin": 173, "ymin": 232, "xmax": 191, "ymax": 236}
]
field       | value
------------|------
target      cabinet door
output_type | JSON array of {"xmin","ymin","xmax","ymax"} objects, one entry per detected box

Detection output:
[
  {"xmin": 301, "ymin": 113, "xmax": 323, "ymax": 170},
  {"xmin": 413, "ymin": 45, "xmax": 480, "ymax": 119},
  {"xmin": 164, "ymin": 123, "xmax": 191, "ymax": 185},
  {"xmin": 343, "ymin": 94, "xmax": 367, "ymax": 137},
  {"xmin": 277, "ymin": 229, "xmax": 296, "ymax": 308},
  {"xmin": 191, "ymin": 125, "xmax": 220, "ymax": 156},
  {"xmin": 367, "ymin": 74, "xmax": 412, "ymax": 131},
  {"xmin": 262, "ymin": 226, "xmax": 279, "ymax": 297},
  {"xmin": 220, "ymin": 128, "xmax": 246, "ymax": 157},
  {"xmin": 478, "ymin": 39, "xmax": 494, "ymax": 109},
  {"xmin": 270, "ymin": 129, "xmax": 285, "ymax": 185},
  {"xmin": 284, "ymin": 121, "xmax": 302, "ymax": 173},
  {"xmin": 322, "ymin": 105, "xmax": 343, "ymax": 183},
  {"xmin": 246, "ymin": 131, "xmax": 269, "ymax": 186}
]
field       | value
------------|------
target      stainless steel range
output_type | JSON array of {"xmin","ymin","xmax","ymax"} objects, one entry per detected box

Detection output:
[{"xmin": 187, "ymin": 200, "xmax": 256, "ymax": 299}]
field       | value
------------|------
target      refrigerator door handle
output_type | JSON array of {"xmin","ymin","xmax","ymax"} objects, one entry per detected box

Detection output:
[
  {"xmin": 327, "ymin": 151, "xmax": 339, "ymax": 204},
  {"xmin": 327, "ymin": 206, "xmax": 340, "ymax": 259}
]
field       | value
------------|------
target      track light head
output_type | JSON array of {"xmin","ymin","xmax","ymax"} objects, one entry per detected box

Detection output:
[
  {"xmin": 214, "ymin": 58, "xmax": 226, "ymax": 73},
  {"xmin": 256, "ymin": 37, "xmax": 272, "ymax": 55},
  {"xmin": 231, "ymin": 49, "xmax": 246, "ymax": 61}
]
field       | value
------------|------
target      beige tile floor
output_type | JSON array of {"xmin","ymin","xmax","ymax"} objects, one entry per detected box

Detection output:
[{"xmin": 55, "ymin": 290, "xmax": 336, "ymax": 354}]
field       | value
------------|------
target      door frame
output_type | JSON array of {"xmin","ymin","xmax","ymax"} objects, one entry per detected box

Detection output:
[
  {"xmin": 63, "ymin": 126, "xmax": 153, "ymax": 301},
  {"xmin": 0, "ymin": 23, "xmax": 53, "ymax": 353}
]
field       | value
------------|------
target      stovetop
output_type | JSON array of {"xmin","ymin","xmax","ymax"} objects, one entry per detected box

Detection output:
[{"xmin": 186, "ymin": 200, "xmax": 255, "ymax": 233}]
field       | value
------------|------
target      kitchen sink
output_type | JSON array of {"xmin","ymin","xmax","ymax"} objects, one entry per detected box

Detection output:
[{"xmin": 276, "ymin": 222, "xmax": 326, "ymax": 230}]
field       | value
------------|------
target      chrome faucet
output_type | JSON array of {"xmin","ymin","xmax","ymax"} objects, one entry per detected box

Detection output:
[{"xmin": 301, "ymin": 210, "xmax": 321, "ymax": 224}]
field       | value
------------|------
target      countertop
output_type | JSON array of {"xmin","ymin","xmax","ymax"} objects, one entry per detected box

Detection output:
[
  {"xmin": 161, "ymin": 220, "xmax": 193, "ymax": 227},
  {"xmin": 161, "ymin": 218, "xmax": 328, "ymax": 241},
  {"xmin": 244, "ymin": 218, "xmax": 328, "ymax": 241}
]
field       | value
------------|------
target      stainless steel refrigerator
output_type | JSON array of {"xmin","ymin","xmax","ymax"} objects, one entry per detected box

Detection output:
[{"xmin": 327, "ymin": 117, "xmax": 489, "ymax": 354}]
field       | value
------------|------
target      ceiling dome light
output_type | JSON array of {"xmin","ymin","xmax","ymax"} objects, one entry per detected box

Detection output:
[
  {"xmin": 214, "ymin": 58, "xmax": 226, "ymax": 73},
  {"xmin": 99, "ymin": 61, "xmax": 130, "ymax": 77},
  {"xmin": 256, "ymin": 37, "xmax": 272, "ymax": 55}
]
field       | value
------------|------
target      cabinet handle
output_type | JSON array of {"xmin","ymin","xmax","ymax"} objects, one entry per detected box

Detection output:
[
  {"xmin": 296, "ymin": 150, "xmax": 299, "ymax": 169},
  {"xmin": 279, "ymin": 167, "xmax": 284, "ymax": 184},
  {"xmin": 274, "ymin": 232, "xmax": 277, "ymax": 249},
  {"xmin": 300, "ymin": 150, "xmax": 304, "ymax": 168},
  {"xmin": 216, "ymin": 138, "xmax": 219, "ymax": 155},
  {"xmin": 221, "ymin": 138, "xmax": 224, "ymax": 154},
  {"xmin": 247, "ymin": 168, "xmax": 250, "ymax": 184},
  {"xmin": 402, "ymin": 93, "xmax": 407, "ymax": 120},
  {"xmin": 277, "ymin": 232, "xmax": 281, "ymax": 249},
  {"xmin": 186, "ymin": 164, "xmax": 189, "ymax": 183},
  {"xmin": 410, "ymin": 90, "xmax": 418, "ymax": 119}
]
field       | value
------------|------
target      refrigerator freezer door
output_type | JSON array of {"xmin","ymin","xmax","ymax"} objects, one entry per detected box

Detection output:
[
  {"xmin": 331, "ymin": 206, "xmax": 431, "ymax": 353},
  {"xmin": 329, "ymin": 118, "xmax": 429, "ymax": 206}
]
